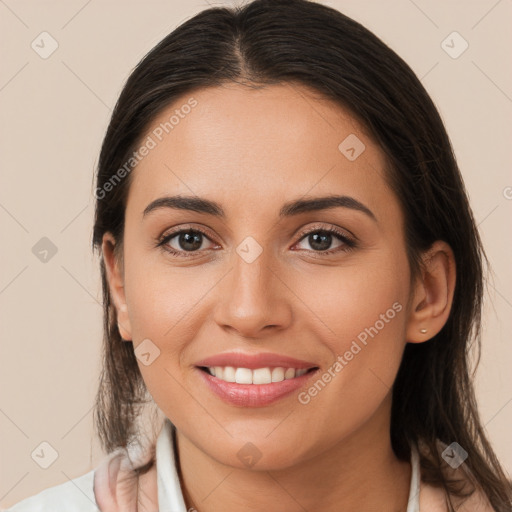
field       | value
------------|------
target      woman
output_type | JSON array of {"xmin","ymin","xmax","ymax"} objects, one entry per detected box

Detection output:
[{"xmin": 7, "ymin": 0, "xmax": 511, "ymax": 510}]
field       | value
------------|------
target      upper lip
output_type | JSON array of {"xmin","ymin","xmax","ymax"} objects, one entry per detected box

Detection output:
[{"xmin": 195, "ymin": 351, "xmax": 318, "ymax": 370}]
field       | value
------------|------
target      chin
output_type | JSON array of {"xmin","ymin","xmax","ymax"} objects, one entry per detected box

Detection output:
[{"xmin": 207, "ymin": 435, "xmax": 311, "ymax": 471}]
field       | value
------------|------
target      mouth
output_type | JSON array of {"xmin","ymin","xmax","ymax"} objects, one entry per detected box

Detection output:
[{"xmin": 194, "ymin": 352, "xmax": 320, "ymax": 407}]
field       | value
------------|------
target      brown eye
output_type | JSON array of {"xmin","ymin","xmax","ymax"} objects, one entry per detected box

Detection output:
[
  {"xmin": 157, "ymin": 227, "xmax": 219, "ymax": 257},
  {"xmin": 293, "ymin": 226, "xmax": 356, "ymax": 255}
]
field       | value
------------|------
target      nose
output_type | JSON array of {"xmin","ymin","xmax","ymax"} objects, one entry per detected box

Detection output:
[{"xmin": 213, "ymin": 249, "xmax": 293, "ymax": 340}]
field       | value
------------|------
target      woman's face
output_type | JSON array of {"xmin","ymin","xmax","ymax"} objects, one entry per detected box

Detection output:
[{"xmin": 108, "ymin": 83, "xmax": 415, "ymax": 469}]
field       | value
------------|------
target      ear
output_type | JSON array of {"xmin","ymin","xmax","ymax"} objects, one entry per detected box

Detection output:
[
  {"xmin": 406, "ymin": 240, "xmax": 456, "ymax": 343},
  {"xmin": 102, "ymin": 232, "xmax": 132, "ymax": 341}
]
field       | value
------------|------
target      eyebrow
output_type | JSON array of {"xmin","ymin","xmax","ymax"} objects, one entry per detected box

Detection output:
[{"xmin": 142, "ymin": 194, "xmax": 376, "ymax": 221}]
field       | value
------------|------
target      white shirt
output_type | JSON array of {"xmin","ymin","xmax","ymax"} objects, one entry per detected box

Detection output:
[{"xmin": 5, "ymin": 418, "xmax": 421, "ymax": 511}]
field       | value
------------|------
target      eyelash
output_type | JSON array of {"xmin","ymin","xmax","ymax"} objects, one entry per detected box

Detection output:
[{"xmin": 156, "ymin": 224, "xmax": 357, "ymax": 258}]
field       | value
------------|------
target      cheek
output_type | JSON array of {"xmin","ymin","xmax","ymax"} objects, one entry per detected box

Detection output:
[
  {"xmin": 124, "ymin": 243, "xmax": 210, "ymax": 342},
  {"xmin": 292, "ymin": 253, "xmax": 409, "ymax": 354},
  {"xmin": 293, "ymin": 252, "xmax": 410, "ymax": 432},
  {"xmin": 121, "ymin": 246, "xmax": 228, "ymax": 411},
  {"xmin": 122, "ymin": 263, "xmax": 200, "ymax": 421}
]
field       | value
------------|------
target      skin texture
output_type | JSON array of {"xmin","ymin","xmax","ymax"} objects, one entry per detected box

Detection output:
[{"xmin": 102, "ymin": 83, "xmax": 456, "ymax": 512}]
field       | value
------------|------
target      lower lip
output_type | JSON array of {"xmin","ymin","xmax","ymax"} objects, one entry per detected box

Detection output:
[{"xmin": 196, "ymin": 368, "xmax": 318, "ymax": 407}]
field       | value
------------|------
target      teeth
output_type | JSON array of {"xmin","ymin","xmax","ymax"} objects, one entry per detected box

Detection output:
[
  {"xmin": 284, "ymin": 368, "xmax": 296, "ymax": 380},
  {"xmin": 235, "ymin": 367, "xmax": 253, "ymax": 384},
  {"xmin": 223, "ymin": 366, "xmax": 236, "ymax": 382},
  {"xmin": 253, "ymin": 368, "xmax": 272, "ymax": 384},
  {"xmin": 206, "ymin": 366, "xmax": 312, "ymax": 384},
  {"xmin": 271, "ymin": 367, "xmax": 285, "ymax": 382}
]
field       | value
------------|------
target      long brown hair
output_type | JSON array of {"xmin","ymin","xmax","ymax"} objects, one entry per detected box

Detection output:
[{"xmin": 92, "ymin": 0, "xmax": 511, "ymax": 509}]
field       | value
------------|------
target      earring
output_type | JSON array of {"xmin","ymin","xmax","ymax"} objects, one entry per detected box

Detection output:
[{"xmin": 420, "ymin": 328, "xmax": 428, "ymax": 334}]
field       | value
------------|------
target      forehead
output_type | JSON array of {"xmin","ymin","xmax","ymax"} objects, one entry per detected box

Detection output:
[{"xmin": 126, "ymin": 83, "xmax": 397, "ymax": 222}]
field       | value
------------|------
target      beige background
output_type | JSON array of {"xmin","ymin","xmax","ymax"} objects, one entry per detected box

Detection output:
[{"xmin": 1, "ymin": 0, "xmax": 511, "ymax": 507}]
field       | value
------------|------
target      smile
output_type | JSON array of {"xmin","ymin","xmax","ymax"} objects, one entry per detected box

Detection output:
[{"xmin": 201, "ymin": 366, "xmax": 314, "ymax": 384}]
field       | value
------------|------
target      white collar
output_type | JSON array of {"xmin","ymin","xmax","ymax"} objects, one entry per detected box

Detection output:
[
  {"xmin": 155, "ymin": 419, "xmax": 421, "ymax": 511},
  {"xmin": 407, "ymin": 443, "xmax": 421, "ymax": 512},
  {"xmin": 156, "ymin": 418, "xmax": 188, "ymax": 511}
]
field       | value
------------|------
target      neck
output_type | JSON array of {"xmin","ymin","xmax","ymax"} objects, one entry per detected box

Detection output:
[{"xmin": 175, "ymin": 395, "xmax": 412, "ymax": 512}]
